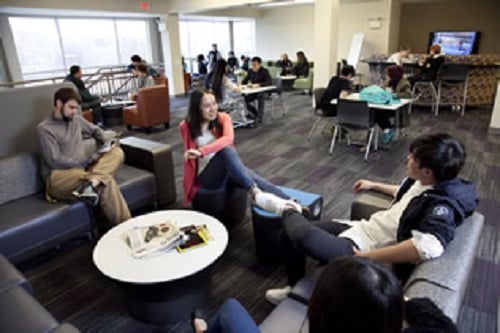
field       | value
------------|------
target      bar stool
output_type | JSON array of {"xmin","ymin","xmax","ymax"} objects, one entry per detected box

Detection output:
[
  {"xmin": 409, "ymin": 81, "xmax": 439, "ymax": 116},
  {"xmin": 436, "ymin": 64, "xmax": 469, "ymax": 116}
]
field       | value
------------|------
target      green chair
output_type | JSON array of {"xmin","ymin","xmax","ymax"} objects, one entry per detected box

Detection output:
[
  {"xmin": 293, "ymin": 68, "xmax": 314, "ymax": 94},
  {"xmin": 267, "ymin": 66, "xmax": 281, "ymax": 79}
]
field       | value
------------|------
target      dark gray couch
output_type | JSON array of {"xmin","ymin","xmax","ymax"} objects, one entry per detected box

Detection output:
[
  {"xmin": 260, "ymin": 192, "xmax": 484, "ymax": 332},
  {"xmin": 0, "ymin": 136, "xmax": 176, "ymax": 264},
  {"xmin": 0, "ymin": 254, "xmax": 79, "ymax": 332}
]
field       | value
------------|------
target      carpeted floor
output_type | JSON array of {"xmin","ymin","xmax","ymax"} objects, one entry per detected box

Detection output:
[{"xmin": 20, "ymin": 92, "xmax": 499, "ymax": 332}]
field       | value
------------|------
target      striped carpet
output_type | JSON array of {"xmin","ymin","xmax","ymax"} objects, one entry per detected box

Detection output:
[{"xmin": 19, "ymin": 92, "xmax": 499, "ymax": 332}]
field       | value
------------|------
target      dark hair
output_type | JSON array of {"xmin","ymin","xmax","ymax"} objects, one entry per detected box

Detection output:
[
  {"xmin": 186, "ymin": 89, "xmax": 222, "ymax": 141},
  {"xmin": 251, "ymin": 56, "xmax": 262, "ymax": 64},
  {"xmin": 409, "ymin": 133, "xmax": 466, "ymax": 182},
  {"xmin": 296, "ymin": 51, "xmax": 307, "ymax": 63},
  {"xmin": 137, "ymin": 64, "xmax": 148, "ymax": 74},
  {"xmin": 228, "ymin": 51, "xmax": 235, "ymax": 56},
  {"xmin": 197, "ymin": 54, "xmax": 205, "ymax": 62},
  {"xmin": 308, "ymin": 257, "xmax": 403, "ymax": 333},
  {"xmin": 210, "ymin": 59, "xmax": 228, "ymax": 103},
  {"xmin": 53, "ymin": 87, "xmax": 81, "ymax": 106},
  {"xmin": 386, "ymin": 65, "xmax": 404, "ymax": 90},
  {"xmin": 69, "ymin": 65, "xmax": 81, "ymax": 76},
  {"xmin": 131, "ymin": 54, "xmax": 142, "ymax": 62},
  {"xmin": 400, "ymin": 45, "xmax": 411, "ymax": 52},
  {"xmin": 240, "ymin": 55, "xmax": 246, "ymax": 60},
  {"xmin": 341, "ymin": 65, "xmax": 356, "ymax": 77}
]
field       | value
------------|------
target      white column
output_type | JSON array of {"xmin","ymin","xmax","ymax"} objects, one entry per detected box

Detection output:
[
  {"xmin": 160, "ymin": 13, "xmax": 185, "ymax": 95},
  {"xmin": 489, "ymin": 80, "xmax": 500, "ymax": 134},
  {"xmin": 312, "ymin": 0, "xmax": 340, "ymax": 89}
]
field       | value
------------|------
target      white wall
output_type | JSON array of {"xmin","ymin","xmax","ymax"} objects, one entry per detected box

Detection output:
[{"xmin": 255, "ymin": 5, "xmax": 315, "ymax": 61}]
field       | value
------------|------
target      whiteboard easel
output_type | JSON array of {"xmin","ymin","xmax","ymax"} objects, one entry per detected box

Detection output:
[{"xmin": 347, "ymin": 33, "xmax": 364, "ymax": 68}]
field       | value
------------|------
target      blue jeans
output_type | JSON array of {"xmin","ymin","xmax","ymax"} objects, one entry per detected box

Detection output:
[
  {"xmin": 207, "ymin": 298, "xmax": 259, "ymax": 333},
  {"xmin": 198, "ymin": 147, "xmax": 290, "ymax": 199}
]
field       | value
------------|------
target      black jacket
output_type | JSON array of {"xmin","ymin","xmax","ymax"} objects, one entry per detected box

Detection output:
[
  {"xmin": 418, "ymin": 54, "xmax": 445, "ymax": 81},
  {"xmin": 393, "ymin": 177, "xmax": 477, "ymax": 281},
  {"xmin": 64, "ymin": 75, "xmax": 98, "ymax": 103},
  {"xmin": 292, "ymin": 61, "xmax": 309, "ymax": 77},
  {"xmin": 242, "ymin": 67, "xmax": 272, "ymax": 86}
]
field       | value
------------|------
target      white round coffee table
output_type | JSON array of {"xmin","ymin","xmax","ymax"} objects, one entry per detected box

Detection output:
[{"xmin": 93, "ymin": 210, "xmax": 228, "ymax": 325}]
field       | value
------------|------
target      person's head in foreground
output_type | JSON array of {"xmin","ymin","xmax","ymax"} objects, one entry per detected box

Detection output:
[
  {"xmin": 407, "ymin": 133, "xmax": 466, "ymax": 185},
  {"xmin": 53, "ymin": 87, "xmax": 82, "ymax": 122},
  {"xmin": 308, "ymin": 256, "xmax": 403, "ymax": 333}
]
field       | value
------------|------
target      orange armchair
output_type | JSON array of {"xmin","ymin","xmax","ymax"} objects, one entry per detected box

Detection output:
[{"xmin": 123, "ymin": 84, "xmax": 170, "ymax": 133}]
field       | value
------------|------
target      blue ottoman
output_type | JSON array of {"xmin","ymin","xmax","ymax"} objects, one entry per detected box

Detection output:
[
  {"xmin": 192, "ymin": 186, "xmax": 248, "ymax": 228},
  {"xmin": 252, "ymin": 187, "xmax": 323, "ymax": 264}
]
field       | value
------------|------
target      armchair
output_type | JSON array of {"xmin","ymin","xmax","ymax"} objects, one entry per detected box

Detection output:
[{"xmin": 123, "ymin": 85, "xmax": 170, "ymax": 133}]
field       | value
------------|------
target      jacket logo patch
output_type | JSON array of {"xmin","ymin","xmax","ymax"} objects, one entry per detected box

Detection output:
[{"xmin": 433, "ymin": 206, "xmax": 449, "ymax": 216}]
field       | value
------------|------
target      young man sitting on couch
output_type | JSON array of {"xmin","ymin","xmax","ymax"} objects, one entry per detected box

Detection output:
[
  {"xmin": 266, "ymin": 133, "xmax": 478, "ymax": 305},
  {"xmin": 37, "ymin": 87, "xmax": 131, "ymax": 225}
]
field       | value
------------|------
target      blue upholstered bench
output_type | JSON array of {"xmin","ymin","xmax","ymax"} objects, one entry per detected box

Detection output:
[{"xmin": 251, "ymin": 187, "xmax": 323, "ymax": 264}]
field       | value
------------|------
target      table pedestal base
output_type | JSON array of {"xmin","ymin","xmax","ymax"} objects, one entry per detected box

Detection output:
[{"xmin": 122, "ymin": 267, "xmax": 211, "ymax": 325}]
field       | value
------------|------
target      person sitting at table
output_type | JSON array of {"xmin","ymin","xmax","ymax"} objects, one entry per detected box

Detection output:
[
  {"xmin": 64, "ymin": 65, "xmax": 104, "ymax": 127},
  {"xmin": 179, "ymin": 88, "xmax": 302, "ymax": 214},
  {"xmin": 191, "ymin": 256, "xmax": 457, "ymax": 333},
  {"xmin": 240, "ymin": 55, "xmax": 250, "ymax": 72},
  {"xmin": 130, "ymin": 64, "xmax": 156, "ymax": 100},
  {"xmin": 241, "ymin": 57, "xmax": 272, "ymax": 124},
  {"xmin": 210, "ymin": 59, "xmax": 245, "ymax": 115},
  {"xmin": 377, "ymin": 65, "xmax": 412, "ymax": 144},
  {"xmin": 317, "ymin": 65, "xmax": 356, "ymax": 117},
  {"xmin": 276, "ymin": 53, "xmax": 293, "ymax": 76},
  {"xmin": 387, "ymin": 45, "xmax": 411, "ymax": 66},
  {"xmin": 408, "ymin": 44, "xmax": 444, "ymax": 86},
  {"xmin": 127, "ymin": 54, "xmax": 158, "ymax": 77},
  {"xmin": 291, "ymin": 51, "xmax": 309, "ymax": 77},
  {"xmin": 227, "ymin": 51, "xmax": 239, "ymax": 73}
]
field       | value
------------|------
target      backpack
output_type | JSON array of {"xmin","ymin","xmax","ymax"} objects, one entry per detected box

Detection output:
[{"xmin": 359, "ymin": 85, "xmax": 393, "ymax": 105}]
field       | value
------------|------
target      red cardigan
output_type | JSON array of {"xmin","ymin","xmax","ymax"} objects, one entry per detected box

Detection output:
[{"xmin": 179, "ymin": 112, "xmax": 235, "ymax": 205}]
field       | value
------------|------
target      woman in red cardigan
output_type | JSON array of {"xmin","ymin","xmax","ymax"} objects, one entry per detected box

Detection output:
[{"xmin": 179, "ymin": 88, "xmax": 301, "ymax": 214}]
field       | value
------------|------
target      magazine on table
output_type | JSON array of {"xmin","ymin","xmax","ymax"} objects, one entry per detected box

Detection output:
[
  {"xmin": 176, "ymin": 224, "xmax": 213, "ymax": 252},
  {"xmin": 128, "ymin": 220, "xmax": 182, "ymax": 258}
]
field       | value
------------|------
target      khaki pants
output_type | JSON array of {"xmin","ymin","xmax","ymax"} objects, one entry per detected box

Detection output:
[{"xmin": 46, "ymin": 147, "xmax": 131, "ymax": 225}]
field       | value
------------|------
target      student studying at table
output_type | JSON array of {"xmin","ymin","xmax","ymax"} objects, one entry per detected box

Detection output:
[{"xmin": 241, "ymin": 57, "xmax": 272, "ymax": 124}]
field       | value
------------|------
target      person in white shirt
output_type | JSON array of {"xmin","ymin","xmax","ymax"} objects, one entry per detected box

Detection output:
[
  {"xmin": 266, "ymin": 133, "xmax": 478, "ymax": 305},
  {"xmin": 387, "ymin": 45, "xmax": 411, "ymax": 66}
]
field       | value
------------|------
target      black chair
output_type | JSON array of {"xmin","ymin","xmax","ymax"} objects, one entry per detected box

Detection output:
[
  {"xmin": 307, "ymin": 87, "xmax": 331, "ymax": 140},
  {"xmin": 437, "ymin": 64, "xmax": 469, "ymax": 116},
  {"xmin": 329, "ymin": 99, "xmax": 378, "ymax": 161}
]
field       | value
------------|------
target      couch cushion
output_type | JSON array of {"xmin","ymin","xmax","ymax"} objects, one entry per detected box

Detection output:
[
  {"xmin": 0, "ymin": 194, "xmax": 91, "ymax": 263},
  {"xmin": 259, "ymin": 298, "xmax": 309, "ymax": 333},
  {"xmin": 0, "ymin": 254, "xmax": 32, "ymax": 294},
  {"xmin": 0, "ymin": 153, "xmax": 42, "ymax": 205},
  {"xmin": 403, "ymin": 212, "xmax": 484, "ymax": 293},
  {"xmin": 0, "ymin": 286, "xmax": 59, "ymax": 333},
  {"xmin": 115, "ymin": 164, "xmax": 157, "ymax": 210}
]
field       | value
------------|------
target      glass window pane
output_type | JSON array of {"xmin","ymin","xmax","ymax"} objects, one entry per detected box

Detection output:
[
  {"xmin": 58, "ymin": 18, "xmax": 119, "ymax": 69},
  {"xmin": 116, "ymin": 20, "xmax": 151, "ymax": 64},
  {"xmin": 233, "ymin": 21, "xmax": 255, "ymax": 58},
  {"xmin": 9, "ymin": 17, "xmax": 65, "ymax": 77}
]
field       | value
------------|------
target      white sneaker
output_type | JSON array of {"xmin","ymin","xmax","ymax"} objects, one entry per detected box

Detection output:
[
  {"xmin": 265, "ymin": 286, "xmax": 292, "ymax": 305},
  {"xmin": 254, "ymin": 193, "xmax": 301, "ymax": 215}
]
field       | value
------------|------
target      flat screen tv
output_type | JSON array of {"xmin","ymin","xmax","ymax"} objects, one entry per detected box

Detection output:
[{"xmin": 429, "ymin": 31, "xmax": 480, "ymax": 55}]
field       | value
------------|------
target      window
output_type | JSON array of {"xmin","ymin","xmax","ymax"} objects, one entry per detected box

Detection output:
[
  {"xmin": 9, "ymin": 17, "xmax": 65, "ymax": 79},
  {"xmin": 179, "ymin": 18, "xmax": 255, "ymax": 74},
  {"xmin": 233, "ymin": 21, "xmax": 255, "ymax": 58},
  {"xmin": 58, "ymin": 19, "xmax": 118, "ymax": 68},
  {"xmin": 9, "ymin": 16, "xmax": 152, "ymax": 80}
]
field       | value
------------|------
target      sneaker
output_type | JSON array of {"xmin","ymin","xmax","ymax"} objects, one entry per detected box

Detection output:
[
  {"xmin": 382, "ymin": 128, "xmax": 395, "ymax": 144},
  {"xmin": 72, "ymin": 182, "xmax": 99, "ymax": 206},
  {"xmin": 265, "ymin": 286, "xmax": 292, "ymax": 305},
  {"xmin": 254, "ymin": 193, "xmax": 302, "ymax": 215}
]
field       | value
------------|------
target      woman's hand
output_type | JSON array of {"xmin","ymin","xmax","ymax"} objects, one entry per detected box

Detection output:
[
  {"xmin": 352, "ymin": 179, "xmax": 375, "ymax": 193},
  {"xmin": 184, "ymin": 149, "xmax": 202, "ymax": 161}
]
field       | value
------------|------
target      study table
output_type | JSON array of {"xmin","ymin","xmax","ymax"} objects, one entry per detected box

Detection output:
[{"xmin": 331, "ymin": 93, "xmax": 412, "ymax": 140}]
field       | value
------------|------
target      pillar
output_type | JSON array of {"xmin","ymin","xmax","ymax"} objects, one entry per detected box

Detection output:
[
  {"xmin": 160, "ymin": 13, "xmax": 185, "ymax": 95},
  {"xmin": 312, "ymin": 0, "xmax": 340, "ymax": 89}
]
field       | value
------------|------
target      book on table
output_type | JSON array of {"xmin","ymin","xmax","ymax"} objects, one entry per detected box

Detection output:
[
  {"xmin": 127, "ymin": 220, "xmax": 182, "ymax": 258},
  {"xmin": 176, "ymin": 224, "xmax": 213, "ymax": 252}
]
